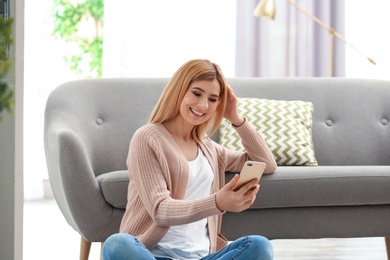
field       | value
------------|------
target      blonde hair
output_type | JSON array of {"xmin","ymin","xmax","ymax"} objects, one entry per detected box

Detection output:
[{"xmin": 149, "ymin": 59, "xmax": 228, "ymax": 143}]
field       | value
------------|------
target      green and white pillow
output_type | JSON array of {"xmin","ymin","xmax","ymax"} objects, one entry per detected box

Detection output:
[{"xmin": 219, "ymin": 98, "xmax": 318, "ymax": 166}]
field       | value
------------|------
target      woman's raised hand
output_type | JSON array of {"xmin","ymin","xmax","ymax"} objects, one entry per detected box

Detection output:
[
  {"xmin": 215, "ymin": 174, "xmax": 260, "ymax": 213},
  {"xmin": 224, "ymin": 85, "xmax": 245, "ymax": 127}
]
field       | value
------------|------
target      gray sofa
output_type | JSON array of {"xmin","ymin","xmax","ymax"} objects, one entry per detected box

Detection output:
[{"xmin": 44, "ymin": 77, "xmax": 390, "ymax": 258}]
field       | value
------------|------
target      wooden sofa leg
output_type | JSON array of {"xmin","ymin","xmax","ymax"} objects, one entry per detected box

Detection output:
[
  {"xmin": 385, "ymin": 237, "xmax": 390, "ymax": 260},
  {"xmin": 80, "ymin": 236, "xmax": 91, "ymax": 260},
  {"xmin": 100, "ymin": 242, "xmax": 104, "ymax": 260}
]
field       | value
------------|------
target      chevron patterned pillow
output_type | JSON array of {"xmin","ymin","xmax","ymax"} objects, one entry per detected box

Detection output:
[{"xmin": 219, "ymin": 98, "xmax": 318, "ymax": 166}]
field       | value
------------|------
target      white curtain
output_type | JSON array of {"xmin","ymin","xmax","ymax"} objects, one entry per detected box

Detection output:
[{"xmin": 236, "ymin": 0, "xmax": 345, "ymax": 77}]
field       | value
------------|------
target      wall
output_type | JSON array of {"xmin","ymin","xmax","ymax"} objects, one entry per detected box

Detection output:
[
  {"xmin": 102, "ymin": 0, "xmax": 236, "ymax": 78},
  {"xmin": 345, "ymin": 0, "xmax": 390, "ymax": 80},
  {"xmin": 0, "ymin": 0, "xmax": 24, "ymax": 259},
  {"xmin": 0, "ymin": 112, "xmax": 16, "ymax": 259}
]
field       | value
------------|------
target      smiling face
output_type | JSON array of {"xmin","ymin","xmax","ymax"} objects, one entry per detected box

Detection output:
[
  {"xmin": 178, "ymin": 79, "xmax": 221, "ymax": 127},
  {"xmin": 149, "ymin": 59, "xmax": 228, "ymax": 142}
]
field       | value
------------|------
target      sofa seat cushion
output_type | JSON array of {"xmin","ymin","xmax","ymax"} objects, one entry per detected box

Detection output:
[
  {"xmin": 97, "ymin": 170, "xmax": 129, "ymax": 209},
  {"xmin": 243, "ymin": 166, "xmax": 390, "ymax": 209},
  {"xmin": 98, "ymin": 166, "xmax": 390, "ymax": 210}
]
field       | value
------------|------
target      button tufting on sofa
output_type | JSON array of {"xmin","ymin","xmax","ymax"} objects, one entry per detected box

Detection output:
[
  {"xmin": 325, "ymin": 119, "xmax": 333, "ymax": 126},
  {"xmin": 96, "ymin": 118, "xmax": 104, "ymax": 125}
]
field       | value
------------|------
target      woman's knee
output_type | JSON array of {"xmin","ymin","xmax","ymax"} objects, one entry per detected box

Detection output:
[
  {"xmin": 103, "ymin": 233, "xmax": 154, "ymax": 260},
  {"xmin": 102, "ymin": 233, "xmax": 134, "ymax": 259},
  {"xmin": 249, "ymin": 235, "xmax": 274, "ymax": 260},
  {"xmin": 104, "ymin": 233, "xmax": 131, "ymax": 249}
]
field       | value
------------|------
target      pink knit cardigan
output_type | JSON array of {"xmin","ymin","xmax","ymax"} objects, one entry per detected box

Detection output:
[{"xmin": 120, "ymin": 121, "xmax": 276, "ymax": 253}]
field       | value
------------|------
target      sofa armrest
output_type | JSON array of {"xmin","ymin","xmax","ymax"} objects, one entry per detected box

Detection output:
[{"xmin": 45, "ymin": 128, "xmax": 114, "ymax": 241}]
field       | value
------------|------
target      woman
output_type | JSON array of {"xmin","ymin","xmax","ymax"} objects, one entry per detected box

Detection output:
[{"xmin": 102, "ymin": 59, "xmax": 277, "ymax": 260}]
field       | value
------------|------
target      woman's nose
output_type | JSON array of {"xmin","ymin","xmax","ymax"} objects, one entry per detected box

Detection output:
[{"xmin": 198, "ymin": 98, "xmax": 208, "ymax": 109}]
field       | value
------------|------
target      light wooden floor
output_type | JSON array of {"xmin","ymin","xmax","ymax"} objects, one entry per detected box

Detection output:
[{"xmin": 24, "ymin": 199, "xmax": 388, "ymax": 260}]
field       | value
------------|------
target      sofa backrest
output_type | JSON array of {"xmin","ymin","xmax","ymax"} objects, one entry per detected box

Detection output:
[
  {"xmin": 45, "ymin": 77, "xmax": 390, "ymax": 176},
  {"xmin": 45, "ymin": 78, "xmax": 168, "ymax": 176},
  {"xmin": 227, "ymin": 78, "xmax": 390, "ymax": 166}
]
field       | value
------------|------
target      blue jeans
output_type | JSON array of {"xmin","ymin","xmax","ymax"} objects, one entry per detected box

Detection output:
[{"xmin": 102, "ymin": 233, "xmax": 273, "ymax": 260}]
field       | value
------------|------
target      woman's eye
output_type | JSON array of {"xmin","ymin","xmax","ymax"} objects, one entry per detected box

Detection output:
[{"xmin": 192, "ymin": 91, "xmax": 217, "ymax": 102}]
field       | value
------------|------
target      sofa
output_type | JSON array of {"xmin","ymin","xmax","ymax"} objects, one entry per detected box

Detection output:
[{"xmin": 44, "ymin": 77, "xmax": 390, "ymax": 258}]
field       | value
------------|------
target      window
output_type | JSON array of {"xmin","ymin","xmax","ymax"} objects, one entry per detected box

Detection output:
[{"xmin": 24, "ymin": 0, "xmax": 237, "ymax": 200}]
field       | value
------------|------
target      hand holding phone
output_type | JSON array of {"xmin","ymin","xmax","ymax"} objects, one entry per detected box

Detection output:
[{"xmin": 234, "ymin": 161, "xmax": 266, "ymax": 191}]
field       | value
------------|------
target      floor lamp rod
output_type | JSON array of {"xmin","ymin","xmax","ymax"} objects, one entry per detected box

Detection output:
[
  {"xmin": 287, "ymin": 0, "xmax": 376, "ymax": 76},
  {"xmin": 254, "ymin": 0, "xmax": 376, "ymax": 77}
]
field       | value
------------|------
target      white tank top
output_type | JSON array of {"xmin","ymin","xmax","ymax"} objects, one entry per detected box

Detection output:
[{"xmin": 150, "ymin": 147, "xmax": 214, "ymax": 259}]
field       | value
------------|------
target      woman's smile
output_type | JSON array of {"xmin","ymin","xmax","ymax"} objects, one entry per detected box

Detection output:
[{"xmin": 190, "ymin": 107, "xmax": 205, "ymax": 117}]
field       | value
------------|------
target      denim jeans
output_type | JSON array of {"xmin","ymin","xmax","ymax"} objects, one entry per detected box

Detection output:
[{"xmin": 102, "ymin": 233, "xmax": 273, "ymax": 260}]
